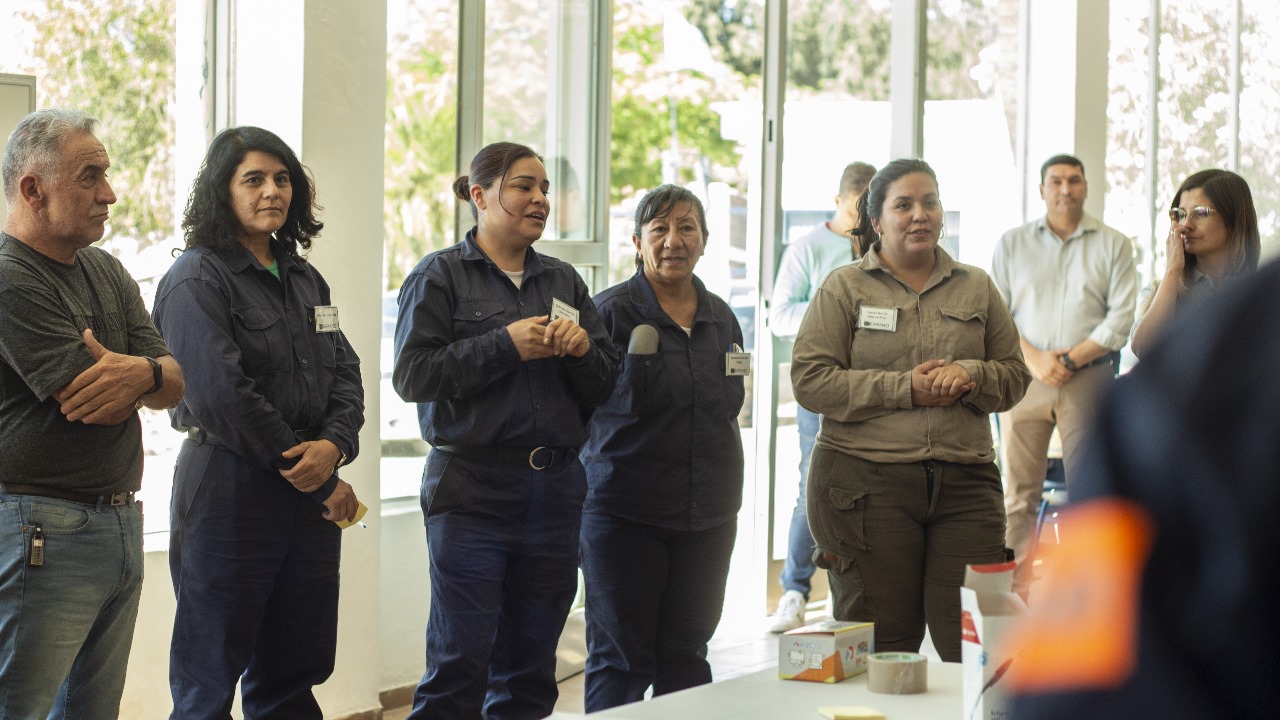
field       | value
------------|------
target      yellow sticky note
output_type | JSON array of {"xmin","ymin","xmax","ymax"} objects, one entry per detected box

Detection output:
[
  {"xmin": 335, "ymin": 501, "xmax": 368, "ymax": 529},
  {"xmin": 818, "ymin": 706, "xmax": 885, "ymax": 720}
]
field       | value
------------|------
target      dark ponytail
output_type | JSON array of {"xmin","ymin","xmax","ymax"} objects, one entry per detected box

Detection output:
[
  {"xmin": 850, "ymin": 158, "xmax": 939, "ymax": 258},
  {"xmin": 455, "ymin": 142, "xmax": 543, "ymax": 222}
]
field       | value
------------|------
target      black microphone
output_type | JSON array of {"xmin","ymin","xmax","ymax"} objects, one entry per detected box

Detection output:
[{"xmin": 627, "ymin": 324, "xmax": 659, "ymax": 355}]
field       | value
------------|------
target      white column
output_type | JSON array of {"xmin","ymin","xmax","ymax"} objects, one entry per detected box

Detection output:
[
  {"xmin": 302, "ymin": 1, "xmax": 387, "ymax": 716},
  {"xmin": 1023, "ymin": 0, "xmax": 1110, "ymax": 219}
]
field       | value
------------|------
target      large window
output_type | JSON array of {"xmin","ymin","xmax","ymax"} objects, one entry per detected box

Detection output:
[
  {"xmin": 1107, "ymin": 0, "xmax": 1280, "ymax": 288},
  {"xmin": 924, "ymin": 0, "xmax": 1021, "ymax": 270},
  {"xmin": 381, "ymin": 0, "xmax": 460, "ymax": 499},
  {"xmin": 1240, "ymin": 3, "xmax": 1280, "ymax": 255}
]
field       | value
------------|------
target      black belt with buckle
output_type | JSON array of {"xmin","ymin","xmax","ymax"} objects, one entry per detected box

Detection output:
[
  {"xmin": 435, "ymin": 444, "xmax": 575, "ymax": 471},
  {"xmin": 1, "ymin": 482, "xmax": 135, "ymax": 507},
  {"xmin": 188, "ymin": 427, "xmax": 319, "ymax": 444}
]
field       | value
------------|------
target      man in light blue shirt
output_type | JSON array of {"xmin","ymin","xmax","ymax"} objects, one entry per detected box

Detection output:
[
  {"xmin": 766, "ymin": 161, "xmax": 875, "ymax": 632},
  {"xmin": 991, "ymin": 154, "xmax": 1137, "ymax": 596}
]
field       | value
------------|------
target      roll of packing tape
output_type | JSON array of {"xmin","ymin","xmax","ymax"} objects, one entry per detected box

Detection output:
[{"xmin": 866, "ymin": 652, "xmax": 927, "ymax": 694}]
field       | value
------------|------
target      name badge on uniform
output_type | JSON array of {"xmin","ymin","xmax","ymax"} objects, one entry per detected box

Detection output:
[
  {"xmin": 550, "ymin": 297, "xmax": 579, "ymax": 325},
  {"xmin": 314, "ymin": 305, "xmax": 340, "ymax": 333},
  {"xmin": 858, "ymin": 306, "xmax": 898, "ymax": 332},
  {"xmin": 726, "ymin": 343, "xmax": 751, "ymax": 377}
]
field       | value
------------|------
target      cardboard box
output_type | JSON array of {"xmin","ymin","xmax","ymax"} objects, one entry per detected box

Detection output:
[
  {"xmin": 778, "ymin": 620, "xmax": 874, "ymax": 683},
  {"xmin": 960, "ymin": 562, "xmax": 1028, "ymax": 720}
]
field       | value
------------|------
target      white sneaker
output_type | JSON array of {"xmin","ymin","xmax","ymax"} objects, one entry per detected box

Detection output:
[{"xmin": 767, "ymin": 591, "xmax": 807, "ymax": 633}]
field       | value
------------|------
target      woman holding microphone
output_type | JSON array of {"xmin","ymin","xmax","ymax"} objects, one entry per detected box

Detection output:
[{"xmin": 579, "ymin": 184, "xmax": 746, "ymax": 710}]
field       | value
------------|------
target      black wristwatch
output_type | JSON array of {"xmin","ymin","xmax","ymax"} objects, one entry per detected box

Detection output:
[
  {"xmin": 1059, "ymin": 353, "xmax": 1078, "ymax": 372},
  {"xmin": 142, "ymin": 356, "xmax": 163, "ymax": 395}
]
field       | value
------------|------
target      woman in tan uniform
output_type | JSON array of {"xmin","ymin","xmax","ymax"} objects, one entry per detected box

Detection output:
[{"xmin": 791, "ymin": 158, "xmax": 1030, "ymax": 661}]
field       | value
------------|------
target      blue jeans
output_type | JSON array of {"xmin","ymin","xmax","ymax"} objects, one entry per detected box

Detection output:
[
  {"xmin": 780, "ymin": 406, "xmax": 820, "ymax": 597},
  {"xmin": 408, "ymin": 450, "xmax": 585, "ymax": 720},
  {"xmin": 0, "ymin": 494, "xmax": 143, "ymax": 718},
  {"xmin": 581, "ymin": 513, "xmax": 737, "ymax": 712}
]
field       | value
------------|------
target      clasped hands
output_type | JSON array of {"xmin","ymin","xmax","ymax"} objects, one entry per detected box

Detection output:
[
  {"xmin": 506, "ymin": 315, "xmax": 590, "ymax": 361},
  {"xmin": 280, "ymin": 438, "xmax": 359, "ymax": 522},
  {"xmin": 910, "ymin": 358, "xmax": 975, "ymax": 407}
]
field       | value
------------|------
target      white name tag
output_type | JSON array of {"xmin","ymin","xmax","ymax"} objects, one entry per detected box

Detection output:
[
  {"xmin": 726, "ymin": 344, "xmax": 751, "ymax": 376},
  {"xmin": 550, "ymin": 297, "xmax": 580, "ymax": 325},
  {"xmin": 314, "ymin": 305, "xmax": 340, "ymax": 333},
  {"xmin": 858, "ymin": 305, "xmax": 898, "ymax": 332}
]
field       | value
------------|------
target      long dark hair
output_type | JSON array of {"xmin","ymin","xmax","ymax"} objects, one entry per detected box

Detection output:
[
  {"xmin": 182, "ymin": 126, "xmax": 323, "ymax": 261},
  {"xmin": 1172, "ymin": 169, "xmax": 1260, "ymax": 283},
  {"xmin": 850, "ymin": 158, "xmax": 938, "ymax": 257},
  {"xmin": 453, "ymin": 142, "xmax": 543, "ymax": 223}
]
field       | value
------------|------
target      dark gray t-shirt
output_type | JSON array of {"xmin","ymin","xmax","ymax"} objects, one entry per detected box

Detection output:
[{"xmin": 0, "ymin": 231, "xmax": 170, "ymax": 494}]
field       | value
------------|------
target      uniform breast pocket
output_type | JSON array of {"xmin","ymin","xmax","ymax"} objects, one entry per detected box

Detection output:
[
  {"xmin": 452, "ymin": 300, "xmax": 505, "ymax": 340},
  {"xmin": 617, "ymin": 351, "xmax": 677, "ymax": 414},
  {"xmin": 938, "ymin": 306, "xmax": 988, "ymax": 360},
  {"xmin": 306, "ymin": 306, "xmax": 339, "ymax": 368},
  {"xmin": 850, "ymin": 308, "xmax": 913, "ymax": 369},
  {"xmin": 231, "ymin": 305, "xmax": 292, "ymax": 375}
]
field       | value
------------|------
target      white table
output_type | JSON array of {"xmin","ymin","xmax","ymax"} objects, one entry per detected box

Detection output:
[{"xmin": 592, "ymin": 663, "xmax": 964, "ymax": 719}]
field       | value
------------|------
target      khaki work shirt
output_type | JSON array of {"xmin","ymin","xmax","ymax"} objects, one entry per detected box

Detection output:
[{"xmin": 792, "ymin": 246, "xmax": 1029, "ymax": 465}]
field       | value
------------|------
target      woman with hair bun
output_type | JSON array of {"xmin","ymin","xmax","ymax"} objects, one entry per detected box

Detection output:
[{"xmin": 393, "ymin": 141, "xmax": 619, "ymax": 718}]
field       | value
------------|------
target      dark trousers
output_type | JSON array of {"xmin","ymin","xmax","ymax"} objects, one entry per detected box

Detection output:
[
  {"xmin": 580, "ymin": 513, "xmax": 737, "ymax": 712},
  {"xmin": 408, "ymin": 450, "xmax": 586, "ymax": 720},
  {"xmin": 168, "ymin": 440, "xmax": 341, "ymax": 720},
  {"xmin": 807, "ymin": 447, "xmax": 1006, "ymax": 662}
]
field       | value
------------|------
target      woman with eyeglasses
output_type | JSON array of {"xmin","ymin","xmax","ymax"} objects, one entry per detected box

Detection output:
[{"xmin": 1130, "ymin": 169, "xmax": 1260, "ymax": 359}]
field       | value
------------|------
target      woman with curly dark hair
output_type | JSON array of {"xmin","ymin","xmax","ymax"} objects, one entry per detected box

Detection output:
[{"xmin": 152, "ymin": 126, "xmax": 364, "ymax": 719}]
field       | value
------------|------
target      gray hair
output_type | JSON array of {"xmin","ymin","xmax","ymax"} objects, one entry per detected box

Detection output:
[{"xmin": 2, "ymin": 107, "xmax": 99, "ymax": 201}]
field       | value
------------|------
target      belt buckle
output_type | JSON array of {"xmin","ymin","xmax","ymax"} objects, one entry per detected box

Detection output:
[
  {"xmin": 528, "ymin": 447, "xmax": 552, "ymax": 471},
  {"xmin": 108, "ymin": 493, "xmax": 127, "ymax": 506}
]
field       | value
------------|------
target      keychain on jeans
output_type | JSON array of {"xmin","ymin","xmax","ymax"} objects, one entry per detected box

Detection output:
[{"xmin": 28, "ymin": 525, "xmax": 44, "ymax": 567}]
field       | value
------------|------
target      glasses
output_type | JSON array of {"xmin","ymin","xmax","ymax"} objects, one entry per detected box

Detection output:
[{"xmin": 1169, "ymin": 206, "xmax": 1215, "ymax": 224}]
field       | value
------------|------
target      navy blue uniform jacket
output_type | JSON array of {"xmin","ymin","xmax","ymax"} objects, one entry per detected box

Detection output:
[
  {"xmin": 392, "ymin": 229, "xmax": 619, "ymax": 447},
  {"xmin": 581, "ymin": 270, "xmax": 746, "ymax": 531}
]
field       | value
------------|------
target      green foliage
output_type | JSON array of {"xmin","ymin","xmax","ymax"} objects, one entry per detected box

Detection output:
[
  {"xmin": 683, "ymin": 0, "xmax": 994, "ymax": 100},
  {"xmin": 20, "ymin": 0, "xmax": 176, "ymax": 246},
  {"xmin": 384, "ymin": 0, "xmax": 459, "ymax": 290},
  {"xmin": 610, "ymin": 95, "xmax": 738, "ymax": 204},
  {"xmin": 686, "ymin": 0, "xmax": 764, "ymax": 79}
]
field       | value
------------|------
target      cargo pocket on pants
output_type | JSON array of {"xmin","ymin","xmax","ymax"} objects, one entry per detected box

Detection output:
[{"xmin": 828, "ymin": 486, "xmax": 870, "ymax": 552}]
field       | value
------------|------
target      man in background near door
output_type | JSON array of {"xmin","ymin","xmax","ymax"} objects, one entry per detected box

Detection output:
[
  {"xmin": 766, "ymin": 161, "xmax": 875, "ymax": 633},
  {"xmin": 0, "ymin": 107, "xmax": 184, "ymax": 717},
  {"xmin": 992, "ymin": 153, "xmax": 1136, "ymax": 597}
]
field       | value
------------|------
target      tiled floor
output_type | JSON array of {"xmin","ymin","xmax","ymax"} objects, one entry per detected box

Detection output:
[{"xmin": 383, "ymin": 605, "xmax": 817, "ymax": 718}]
